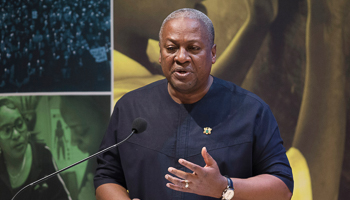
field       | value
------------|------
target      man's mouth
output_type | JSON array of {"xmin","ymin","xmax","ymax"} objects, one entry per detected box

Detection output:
[
  {"xmin": 174, "ymin": 69, "xmax": 191, "ymax": 78},
  {"xmin": 78, "ymin": 143, "xmax": 88, "ymax": 153}
]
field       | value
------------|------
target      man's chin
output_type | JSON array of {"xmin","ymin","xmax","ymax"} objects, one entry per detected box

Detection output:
[
  {"xmin": 170, "ymin": 84, "xmax": 196, "ymax": 95},
  {"xmin": 78, "ymin": 146, "xmax": 88, "ymax": 154}
]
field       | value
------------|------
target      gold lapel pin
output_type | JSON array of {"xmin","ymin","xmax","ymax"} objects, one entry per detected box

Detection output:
[{"xmin": 203, "ymin": 127, "xmax": 212, "ymax": 135}]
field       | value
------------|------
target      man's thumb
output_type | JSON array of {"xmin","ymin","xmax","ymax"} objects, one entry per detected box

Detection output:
[{"xmin": 202, "ymin": 147, "xmax": 216, "ymax": 166}]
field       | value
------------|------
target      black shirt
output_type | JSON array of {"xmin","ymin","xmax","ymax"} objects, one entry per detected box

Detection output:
[{"xmin": 94, "ymin": 77, "xmax": 293, "ymax": 199}]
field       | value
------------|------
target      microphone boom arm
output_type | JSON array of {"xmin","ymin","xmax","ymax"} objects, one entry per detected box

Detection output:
[{"xmin": 11, "ymin": 130, "xmax": 136, "ymax": 200}]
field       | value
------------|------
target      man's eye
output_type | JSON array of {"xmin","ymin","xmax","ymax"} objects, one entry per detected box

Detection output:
[
  {"xmin": 70, "ymin": 125, "xmax": 89, "ymax": 136},
  {"xmin": 71, "ymin": 126, "xmax": 83, "ymax": 134},
  {"xmin": 166, "ymin": 46, "xmax": 176, "ymax": 52},
  {"xmin": 189, "ymin": 46, "xmax": 200, "ymax": 51}
]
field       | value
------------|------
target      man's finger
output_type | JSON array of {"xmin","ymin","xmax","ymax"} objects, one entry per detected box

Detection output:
[
  {"xmin": 201, "ymin": 147, "xmax": 216, "ymax": 167},
  {"xmin": 165, "ymin": 174, "xmax": 188, "ymax": 187},
  {"xmin": 167, "ymin": 167, "xmax": 191, "ymax": 180},
  {"xmin": 166, "ymin": 182, "xmax": 188, "ymax": 192},
  {"xmin": 178, "ymin": 159, "xmax": 203, "ymax": 176}
]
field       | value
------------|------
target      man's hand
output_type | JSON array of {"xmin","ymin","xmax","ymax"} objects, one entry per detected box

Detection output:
[{"xmin": 165, "ymin": 147, "xmax": 227, "ymax": 198}]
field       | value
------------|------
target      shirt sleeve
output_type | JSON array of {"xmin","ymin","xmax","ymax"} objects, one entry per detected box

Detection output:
[
  {"xmin": 252, "ymin": 105, "xmax": 294, "ymax": 193},
  {"xmin": 94, "ymin": 106, "xmax": 127, "ymax": 190}
]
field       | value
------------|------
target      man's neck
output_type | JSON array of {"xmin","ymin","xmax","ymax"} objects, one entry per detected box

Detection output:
[{"xmin": 168, "ymin": 76, "xmax": 213, "ymax": 104}]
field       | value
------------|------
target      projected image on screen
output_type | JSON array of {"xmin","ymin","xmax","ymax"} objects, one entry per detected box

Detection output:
[
  {"xmin": 0, "ymin": 0, "xmax": 111, "ymax": 93},
  {"xmin": 0, "ymin": 95, "xmax": 110, "ymax": 200}
]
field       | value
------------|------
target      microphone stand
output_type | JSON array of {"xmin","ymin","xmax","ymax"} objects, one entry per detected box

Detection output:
[{"xmin": 11, "ymin": 130, "xmax": 136, "ymax": 200}]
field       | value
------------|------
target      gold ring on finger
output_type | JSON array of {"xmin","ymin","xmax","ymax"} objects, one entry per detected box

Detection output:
[{"xmin": 185, "ymin": 180, "xmax": 189, "ymax": 189}]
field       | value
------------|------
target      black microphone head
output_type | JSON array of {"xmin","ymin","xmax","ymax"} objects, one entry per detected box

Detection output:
[{"xmin": 131, "ymin": 117, "xmax": 147, "ymax": 133}]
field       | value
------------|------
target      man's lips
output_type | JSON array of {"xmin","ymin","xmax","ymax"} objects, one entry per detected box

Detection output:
[
  {"xmin": 78, "ymin": 143, "xmax": 88, "ymax": 153},
  {"xmin": 175, "ymin": 71, "xmax": 191, "ymax": 77},
  {"xmin": 173, "ymin": 68, "xmax": 192, "ymax": 78}
]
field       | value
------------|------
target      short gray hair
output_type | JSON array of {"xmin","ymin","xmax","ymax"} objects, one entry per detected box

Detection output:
[{"xmin": 159, "ymin": 8, "xmax": 215, "ymax": 46}]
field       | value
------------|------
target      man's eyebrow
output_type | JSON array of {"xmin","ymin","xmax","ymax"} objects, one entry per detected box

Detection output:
[
  {"xmin": 165, "ymin": 38, "xmax": 202, "ymax": 44},
  {"xmin": 165, "ymin": 38, "xmax": 178, "ymax": 44},
  {"xmin": 66, "ymin": 123, "xmax": 82, "ymax": 128}
]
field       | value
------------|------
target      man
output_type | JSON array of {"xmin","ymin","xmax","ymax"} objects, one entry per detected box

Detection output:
[
  {"xmin": 94, "ymin": 8, "xmax": 293, "ymax": 200},
  {"xmin": 60, "ymin": 96, "xmax": 110, "ymax": 200}
]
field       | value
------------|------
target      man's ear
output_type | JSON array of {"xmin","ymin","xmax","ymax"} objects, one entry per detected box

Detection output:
[{"xmin": 211, "ymin": 44, "xmax": 217, "ymax": 64}]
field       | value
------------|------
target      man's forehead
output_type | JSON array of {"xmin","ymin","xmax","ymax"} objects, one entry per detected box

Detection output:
[
  {"xmin": 164, "ymin": 17, "xmax": 204, "ymax": 30},
  {"xmin": 162, "ymin": 18, "xmax": 208, "ymax": 41}
]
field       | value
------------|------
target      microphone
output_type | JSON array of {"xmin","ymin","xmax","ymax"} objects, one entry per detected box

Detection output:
[
  {"xmin": 132, "ymin": 117, "xmax": 148, "ymax": 133},
  {"xmin": 11, "ymin": 117, "xmax": 147, "ymax": 200}
]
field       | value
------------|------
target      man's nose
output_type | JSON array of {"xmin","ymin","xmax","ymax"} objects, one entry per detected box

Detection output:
[
  {"xmin": 70, "ymin": 133, "xmax": 79, "ymax": 146},
  {"xmin": 175, "ymin": 47, "xmax": 190, "ymax": 63}
]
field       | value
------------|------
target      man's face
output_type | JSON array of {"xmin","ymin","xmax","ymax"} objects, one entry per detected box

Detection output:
[
  {"xmin": 159, "ymin": 18, "xmax": 216, "ymax": 95},
  {"xmin": 60, "ymin": 99, "xmax": 102, "ymax": 154}
]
